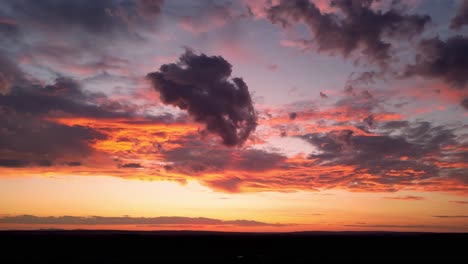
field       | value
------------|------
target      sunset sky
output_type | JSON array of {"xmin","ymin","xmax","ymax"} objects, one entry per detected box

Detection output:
[{"xmin": 0, "ymin": 0, "xmax": 467, "ymax": 232}]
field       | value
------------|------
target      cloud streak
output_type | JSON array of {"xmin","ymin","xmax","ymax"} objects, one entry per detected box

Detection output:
[
  {"xmin": 383, "ymin": 195, "xmax": 424, "ymax": 201},
  {"xmin": 432, "ymin": 215, "xmax": 468, "ymax": 218},
  {"xmin": 0, "ymin": 215, "xmax": 287, "ymax": 227}
]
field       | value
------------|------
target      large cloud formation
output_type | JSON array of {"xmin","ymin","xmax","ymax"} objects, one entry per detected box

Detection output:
[
  {"xmin": 147, "ymin": 50, "xmax": 257, "ymax": 146},
  {"xmin": 266, "ymin": 0, "xmax": 430, "ymax": 65}
]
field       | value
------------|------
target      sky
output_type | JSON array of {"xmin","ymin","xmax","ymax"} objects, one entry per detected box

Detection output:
[{"xmin": 0, "ymin": 0, "xmax": 467, "ymax": 232}]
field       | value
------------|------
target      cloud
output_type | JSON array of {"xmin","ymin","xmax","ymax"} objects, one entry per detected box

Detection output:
[
  {"xmin": 402, "ymin": 36, "xmax": 468, "ymax": 110},
  {"xmin": 0, "ymin": 73, "xmax": 175, "ymax": 166},
  {"xmin": 0, "ymin": 0, "xmax": 163, "ymax": 36},
  {"xmin": 0, "ymin": 52, "xmax": 23, "ymax": 94},
  {"xmin": 206, "ymin": 176, "xmax": 243, "ymax": 193},
  {"xmin": 0, "ymin": 215, "xmax": 287, "ymax": 227},
  {"xmin": 432, "ymin": 215, "xmax": 468, "ymax": 218},
  {"xmin": 450, "ymin": 0, "xmax": 468, "ymax": 29},
  {"xmin": 403, "ymin": 36, "xmax": 468, "ymax": 88},
  {"xmin": 383, "ymin": 195, "xmax": 424, "ymax": 201},
  {"xmin": 0, "ymin": 0, "xmax": 165, "ymax": 80},
  {"xmin": 66, "ymin": 162, "xmax": 82, "ymax": 167},
  {"xmin": 363, "ymin": 115, "xmax": 374, "ymax": 127},
  {"xmin": 319, "ymin": 92, "xmax": 328, "ymax": 99},
  {"xmin": 350, "ymin": 71, "xmax": 379, "ymax": 85},
  {"xmin": 0, "ymin": 77, "xmax": 136, "ymax": 119},
  {"xmin": 266, "ymin": 0, "xmax": 430, "ymax": 65},
  {"xmin": 0, "ymin": 109, "xmax": 106, "ymax": 162},
  {"xmin": 343, "ymin": 224, "xmax": 423, "ymax": 228},
  {"xmin": 289, "ymin": 112, "xmax": 298, "ymax": 120},
  {"xmin": 299, "ymin": 120, "xmax": 466, "ymax": 192},
  {"xmin": 162, "ymin": 135, "xmax": 286, "ymax": 176},
  {"xmin": 461, "ymin": 97, "xmax": 468, "ymax": 110},
  {"xmin": 120, "ymin": 163, "xmax": 143, "ymax": 169},
  {"xmin": 146, "ymin": 49, "xmax": 257, "ymax": 146},
  {"xmin": 0, "ymin": 159, "xmax": 29, "ymax": 168},
  {"xmin": 449, "ymin": 200, "xmax": 468, "ymax": 204}
]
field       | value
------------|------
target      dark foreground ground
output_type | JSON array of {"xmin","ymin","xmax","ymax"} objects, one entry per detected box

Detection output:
[{"xmin": 1, "ymin": 230, "xmax": 467, "ymax": 263}]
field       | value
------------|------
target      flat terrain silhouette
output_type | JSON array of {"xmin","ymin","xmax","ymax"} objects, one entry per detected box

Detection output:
[{"xmin": 1, "ymin": 230, "xmax": 467, "ymax": 263}]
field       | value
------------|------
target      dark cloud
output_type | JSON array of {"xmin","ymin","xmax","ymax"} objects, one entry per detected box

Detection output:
[
  {"xmin": 319, "ymin": 92, "xmax": 328, "ymax": 99},
  {"xmin": 267, "ymin": 0, "xmax": 431, "ymax": 65},
  {"xmin": 120, "ymin": 163, "xmax": 143, "ymax": 168},
  {"xmin": 289, "ymin": 112, "xmax": 298, "ymax": 120},
  {"xmin": 450, "ymin": 0, "xmax": 468, "ymax": 29},
  {"xmin": 303, "ymin": 130, "xmax": 354, "ymax": 154},
  {"xmin": 403, "ymin": 36, "xmax": 468, "ymax": 88},
  {"xmin": 0, "ymin": 215, "xmax": 286, "ymax": 227},
  {"xmin": 0, "ymin": 159, "xmax": 29, "ymax": 168},
  {"xmin": 147, "ymin": 50, "xmax": 257, "ymax": 146},
  {"xmin": 380, "ymin": 121, "xmax": 410, "ymax": 130},
  {"xmin": 36, "ymin": 160, "xmax": 53, "ymax": 167},
  {"xmin": 234, "ymin": 149, "xmax": 285, "ymax": 172},
  {"xmin": 66, "ymin": 161, "xmax": 82, "ymax": 167},
  {"xmin": 0, "ymin": 76, "xmax": 148, "ymax": 121},
  {"xmin": 383, "ymin": 195, "xmax": 424, "ymax": 201},
  {"xmin": 363, "ymin": 114, "xmax": 374, "ymax": 127},
  {"xmin": 0, "ymin": 108, "xmax": 106, "ymax": 161}
]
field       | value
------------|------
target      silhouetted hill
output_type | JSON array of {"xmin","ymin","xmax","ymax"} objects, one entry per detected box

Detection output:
[{"xmin": 1, "ymin": 230, "xmax": 466, "ymax": 263}]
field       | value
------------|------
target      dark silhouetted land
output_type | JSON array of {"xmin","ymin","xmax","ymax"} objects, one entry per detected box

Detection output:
[{"xmin": 1, "ymin": 230, "xmax": 467, "ymax": 263}]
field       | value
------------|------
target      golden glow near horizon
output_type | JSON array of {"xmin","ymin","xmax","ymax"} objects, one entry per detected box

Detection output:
[{"xmin": 1, "ymin": 175, "xmax": 467, "ymax": 232}]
